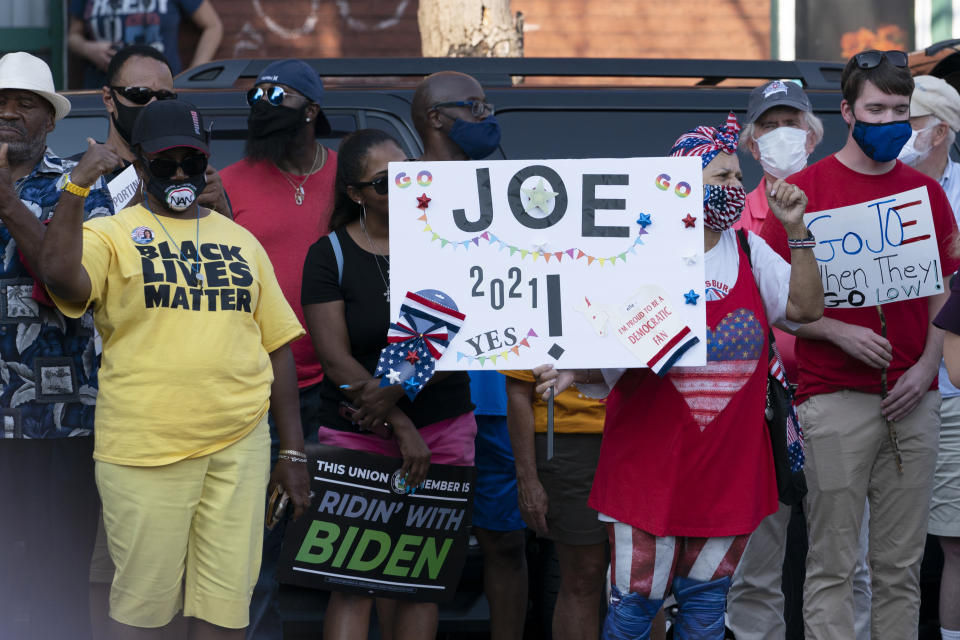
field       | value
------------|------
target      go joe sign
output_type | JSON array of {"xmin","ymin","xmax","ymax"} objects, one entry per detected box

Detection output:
[
  {"xmin": 387, "ymin": 158, "xmax": 708, "ymax": 370},
  {"xmin": 804, "ymin": 187, "xmax": 946, "ymax": 309}
]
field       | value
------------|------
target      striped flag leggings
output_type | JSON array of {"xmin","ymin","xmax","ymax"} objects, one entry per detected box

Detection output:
[{"xmin": 603, "ymin": 522, "xmax": 750, "ymax": 640}]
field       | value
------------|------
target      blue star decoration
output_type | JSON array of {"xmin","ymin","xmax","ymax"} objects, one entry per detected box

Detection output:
[
  {"xmin": 403, "ymin": 377, "xmax": 422, "ymax": 395},
  {"xmin": 684, "ymin": 289, "xmax": 700, "ymax": 305},
  {"xmin": 636, "ymin": 212, "xmax": 652, "ymax": 228}
]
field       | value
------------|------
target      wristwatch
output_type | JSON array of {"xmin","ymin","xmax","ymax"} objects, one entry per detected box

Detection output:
[{"xmin": 58, "ymin": 173, "xmax": 91, "ymax": 199}]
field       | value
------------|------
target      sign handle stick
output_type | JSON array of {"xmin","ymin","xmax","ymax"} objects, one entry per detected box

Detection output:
[{"xmin": 546, "ymin": 386, "xmax": 555, "ymax": 460}]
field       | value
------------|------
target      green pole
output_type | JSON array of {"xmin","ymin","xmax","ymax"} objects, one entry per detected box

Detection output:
[{"xmin": 932, "ymin": 0, "xmax": 953, "ymax": 44}]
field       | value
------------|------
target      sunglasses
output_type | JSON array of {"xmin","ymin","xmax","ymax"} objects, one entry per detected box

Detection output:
[
  {"xmin": 352, "ymin": 174, "xmax": 389, "ymax": 195},
  {"xmin": 147, "ymin": 155, "xmax": 208, "ymax": 179},
  {"xmin": 111, "ymin": 86, "xmax": 177, "ymax": 105},
  {"xmin": 246, "ymin": 85, "xmax": 306, "ymax": 107},
  {"xmin": 431, "ymin": 100, "xmax": 495, "ymax": 118},
  {"xmin": 853, "ymin": 50, "xmax": 908, "ymax": 69}
]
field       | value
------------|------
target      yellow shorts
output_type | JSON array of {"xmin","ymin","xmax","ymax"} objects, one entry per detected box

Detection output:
[{"xmin": 96, "ymin": 417, "xmax": 269, "ymax": 629}]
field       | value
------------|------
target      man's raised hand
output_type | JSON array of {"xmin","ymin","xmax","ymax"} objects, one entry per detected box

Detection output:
[{"xmin": 71, "ymin": 138, "xmax": 122, "ymax": 188}]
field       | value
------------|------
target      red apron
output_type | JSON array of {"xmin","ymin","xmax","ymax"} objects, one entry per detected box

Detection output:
[{"xmin": 589, "ymin": 239, "xmax": 778, "ymax": 537}]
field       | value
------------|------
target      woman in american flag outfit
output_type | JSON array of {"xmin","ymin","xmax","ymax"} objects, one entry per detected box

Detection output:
[{"xmin": 534, "ymin": 113, "xmax": 823, "ymax": 639}]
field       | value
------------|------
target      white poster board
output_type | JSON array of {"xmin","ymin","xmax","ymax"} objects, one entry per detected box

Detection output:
[
  {"xmin": 388, "ymin": 158, "xmax": 707, "ymax": 370},
  {"xmin": 806, "ymin": 186, "xmax": 944, "ymax": 308}
]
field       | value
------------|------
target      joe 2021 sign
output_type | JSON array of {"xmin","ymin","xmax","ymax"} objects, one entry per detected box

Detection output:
[
  {"xmin": 805, "ymin": 187, "xmax": 945, "ymax": 308},
  {"xmin": 388, "ymin": 158, "xmax": 707, "ymax": 370}
]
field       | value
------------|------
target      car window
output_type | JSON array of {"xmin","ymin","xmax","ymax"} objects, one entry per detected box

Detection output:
[{"xmin": 47, "ymin": 115, "xmax": 111, "ymax": 159}]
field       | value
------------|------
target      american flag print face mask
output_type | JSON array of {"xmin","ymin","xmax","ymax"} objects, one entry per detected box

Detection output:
[{"xmin": 702, "ymin": 184, "xmax": 746, "ymax": 232}]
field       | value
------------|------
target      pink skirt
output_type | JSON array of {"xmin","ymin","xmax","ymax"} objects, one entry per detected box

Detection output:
[{"xmin": 317, "ymin": 411, "xmax": 477, "ymax": 466}]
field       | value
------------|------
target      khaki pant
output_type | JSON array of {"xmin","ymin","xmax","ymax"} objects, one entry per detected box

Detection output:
[
  {"xmin": 799, "ymin": 390, "xmax": 939, "ymax": 640},
  {"xmin": 727, "ymin": 501, "xmax": 872, "ymax": 640}
]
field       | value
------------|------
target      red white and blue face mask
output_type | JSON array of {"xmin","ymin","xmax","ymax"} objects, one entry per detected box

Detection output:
[{"xmin": 703, "ymin": 184, "xmax": 746, "ymax": 231}]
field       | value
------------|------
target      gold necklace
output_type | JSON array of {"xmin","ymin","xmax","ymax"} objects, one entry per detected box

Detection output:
[{"xmin": 279, "ymin": 145, "xmax": 324, "ymax": 206}]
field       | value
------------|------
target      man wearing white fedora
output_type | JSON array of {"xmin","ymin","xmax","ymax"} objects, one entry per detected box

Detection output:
[{"xmin": 0, "ymin": 51, "xmax": 121, "ymax": 639}]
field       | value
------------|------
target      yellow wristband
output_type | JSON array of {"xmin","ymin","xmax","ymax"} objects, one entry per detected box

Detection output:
[{"xmin": 62, "ymin": 179, "xmax": 91, "ymax": 199}]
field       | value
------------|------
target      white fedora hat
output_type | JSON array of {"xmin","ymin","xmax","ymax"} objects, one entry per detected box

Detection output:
[{"xmin": 0, "ymin": 52, "xmax": 71, "ymax": 121}]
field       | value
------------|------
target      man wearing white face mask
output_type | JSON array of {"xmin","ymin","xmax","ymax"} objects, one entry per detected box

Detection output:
[
  {"xmin": 729, "ymin": 80, "xmax": 876, "ymax": 640},
  {"xmin": 899, "ymin": 75, "xmax": 960, "ymax": 217},
  {"xmin": 735, "ymin": 80, "xmax": 824, "ymax": 236},
  {"xmin": 899, "ymin": 74, "xmax": 960, "ymax": 640}
]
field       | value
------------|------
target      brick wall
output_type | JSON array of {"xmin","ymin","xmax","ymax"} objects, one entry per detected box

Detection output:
[{"xmin": 180, "ymin": 0, "xmax": 770, "ymax": 64}]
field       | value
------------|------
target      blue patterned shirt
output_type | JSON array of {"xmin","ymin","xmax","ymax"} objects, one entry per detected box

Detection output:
[{"xmin": 1, "ymin": 148, "xmax": 113, "ymax": 438}]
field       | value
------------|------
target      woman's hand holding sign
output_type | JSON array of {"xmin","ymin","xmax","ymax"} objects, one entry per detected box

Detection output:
[{"xmin": 532, "ymin": 364, "xmax": 576, "ymax": 401}]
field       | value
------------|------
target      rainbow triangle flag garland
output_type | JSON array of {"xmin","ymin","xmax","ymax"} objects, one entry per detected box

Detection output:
[
  {"xmin": 376, "ymin": 290, "xmax": 466, "ymax": 400},
  {"xmin": 415, "ymin": 213, "xmax": 646, "ymax": 266}
]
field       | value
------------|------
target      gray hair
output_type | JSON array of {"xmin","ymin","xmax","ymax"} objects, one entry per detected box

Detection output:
[{"xmin": 741, "ymin": 111, "xmax": 825, "ymax": 151}]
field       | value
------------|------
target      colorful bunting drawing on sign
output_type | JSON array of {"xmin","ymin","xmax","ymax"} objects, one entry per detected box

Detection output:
[
  {"xmin": 456, "ymin": 328, "xmax": 540, "ymax": 367},
  {"xmin": 406, "ymin": 176, "xmax": 653, "ymax": 266},
  {"xmin": 375, "ymin": 290, "xmax": 466, "ymax": 399}
]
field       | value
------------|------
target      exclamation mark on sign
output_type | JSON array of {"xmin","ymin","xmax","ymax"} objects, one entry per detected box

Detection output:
[{"xmin": 547, "ymin": 274, "xmax": 562, "ymax": 336}]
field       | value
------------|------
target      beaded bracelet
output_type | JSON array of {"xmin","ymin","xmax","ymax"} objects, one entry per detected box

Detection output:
[
  {"xmin": 278, "ymin": 449, "xmax": 307, "ymax": 458},
  {"xmin": 278, "ymin": 454, "xmax": 307, "ymax": 464}
]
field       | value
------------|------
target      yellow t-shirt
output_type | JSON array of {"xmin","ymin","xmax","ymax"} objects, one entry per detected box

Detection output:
[
  {"xmin": 503, "ymin": 371, "xmax": 605, "ymax": 434},
  {"xmin": 51, "ymin": 204, "xmax": 305, "ymax": 466}
]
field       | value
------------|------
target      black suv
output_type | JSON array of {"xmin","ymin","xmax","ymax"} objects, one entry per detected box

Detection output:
[{"xmin": 50, "ymin": 57, "xmax": 862, "ymax": 639}]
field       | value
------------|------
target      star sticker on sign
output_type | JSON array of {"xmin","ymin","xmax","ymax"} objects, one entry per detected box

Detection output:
[
  {"xmin": 682, "ymin": 213, "xmax": 697, "ymax": 228},
  {"xmin": 416, "ymin": 193, "xmax": 431, "ymax": 209},
  {"xmin": 522, "ymin": 178, "xmax": 559, "ymax": 214}
]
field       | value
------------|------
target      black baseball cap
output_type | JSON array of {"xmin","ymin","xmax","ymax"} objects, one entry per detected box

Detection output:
[
  {"xmin": 746, "ymin": 80, "xmax": 812, "ymax": 124},
  {"xmin": 131, "ymin": 99, "xmax": 210, "ymax": 155}
]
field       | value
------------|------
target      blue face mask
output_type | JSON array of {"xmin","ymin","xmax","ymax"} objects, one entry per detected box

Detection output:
[
  {"xmin": 851, "ymin": 119, "xmax": 912, "ymax": 162},
  {"xmin": 448, "ymin": 116, "xmax": 502, "ymax": 159}
]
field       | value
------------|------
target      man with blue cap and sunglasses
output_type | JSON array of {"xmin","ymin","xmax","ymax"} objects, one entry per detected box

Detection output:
[{"xmin": 220, "ymin": 58, "xmax": 336, "ymax": 639}]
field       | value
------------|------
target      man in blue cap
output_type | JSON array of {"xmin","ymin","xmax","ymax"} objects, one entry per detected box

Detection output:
[{"xmin": 220, "ymin": 58, "xmax": 337, "ymax": 639}]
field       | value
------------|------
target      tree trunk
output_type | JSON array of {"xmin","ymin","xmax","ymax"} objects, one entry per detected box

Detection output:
[{"xmin": 418, "ymin": 0, "xmax": 523, "ymax": 57}]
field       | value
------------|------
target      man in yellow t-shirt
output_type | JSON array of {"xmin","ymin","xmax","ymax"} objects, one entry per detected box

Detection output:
[
  {"xmin": 38, "ymin": 99, "xmax": 311, "ymax": 638},
  {"xmin": 504, "ymin": 370, "xmax": 608, "ymax": 640}
]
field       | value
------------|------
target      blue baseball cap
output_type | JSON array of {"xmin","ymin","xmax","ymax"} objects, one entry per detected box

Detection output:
[{"xmin": 255, "ymin": 59, "xmax": 331, "ymax": 135}]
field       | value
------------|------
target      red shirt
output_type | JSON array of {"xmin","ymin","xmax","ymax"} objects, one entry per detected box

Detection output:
[
  {"xmin": 734, "ymin": 177, "xmax": 770, "ymax": 236},
  {"xmin": 759, "ymin": 155, "xmax": 960, "ymax": 403},
  {"xmin": 590, "ymin": 241, "xmax": 777, "ymax": 537},
  {"xmin": 736, "ymin": 179, "xmax": 799, "ymax": 381},
  {"xmin": 221, "ymin": 153, "xmax": 338, "ymax": 388}
]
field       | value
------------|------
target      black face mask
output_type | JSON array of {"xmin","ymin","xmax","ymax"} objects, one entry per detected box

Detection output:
[
  {"xmin": 112, "ymin": 97, "xmax": 143, "ymax": 144},
  {"xmin": 247, "ymin": 101, "xmax": 306, "ymax": 138},
  {"xmin": 141, "ymin": 156, "xmax": 207, "ymax": 213}
]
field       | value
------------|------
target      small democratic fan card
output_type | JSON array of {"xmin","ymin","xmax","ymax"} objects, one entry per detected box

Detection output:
[{"xmin": 375, "ymin": 290, "xmax": 465, "ymax": 399}]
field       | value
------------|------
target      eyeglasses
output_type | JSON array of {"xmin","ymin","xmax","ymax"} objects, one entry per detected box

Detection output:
[
  {"xmin": 853, "ymin": 50, "xmax": 908, "ymax": 69},
  {"xmin": 431, "ymin": 100, "xmax": 495, "ymax": 117},
  {"xmin": 147, "ymin": 155, "xmax": 208, "ymax": 178},
  {"xmin": 246, "ymin": 85, "xmax": 305, "ymax": 107},
  {"xmin": 110, "ymin": 86, "xmax": 177, "ymax": 105},
  {"xmin": 352, "ymin": 174, "xmax": 389, "ymax": 195}
]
